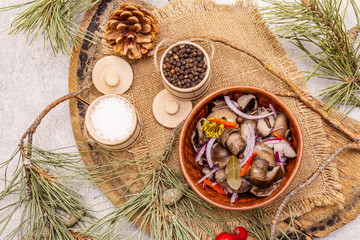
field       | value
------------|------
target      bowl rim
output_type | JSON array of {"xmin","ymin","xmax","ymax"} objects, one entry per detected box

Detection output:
[
  {"xmin": 179, "ymin": 86, "xmax": 304, "ymax": 211},
  {"xmin": 160, "ymin": 41, "xmax": 211, "ymax": 93}
]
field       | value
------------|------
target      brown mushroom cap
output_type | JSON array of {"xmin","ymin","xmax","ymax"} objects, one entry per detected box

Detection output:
[
  {"xmin": 191, "ymin": 118, "xmax": 207, "ymax": 152},
  {"xmin": 220, "ymin": 128, "xmax": 246, "ymax": 157},
  {"xmin": 215, "ymin": 168, "xmax": 226, "ymax": 183},
  {"xmin": 249, "ymin": 166, "xmax": 285, "ymax": 197},
  {"xmin": 240, "ymin": 120, "xmax": 257, "ymax": 142},
  {"xmin": 256, "ymin": 107, "xmax": 275, "ymax": 137},
  {"xmin": 274, "ymin": 141, "xmax": 297, "ymax": 158},
  {"xmin": 250, "ymin": 180, "xmax": 281, "ymax": 197},
  {"xmin": 247, "ymin": 158, "xmax": 269, "ymax": 186},
  {"xmin": 211, "ymin": 143, "xmax": 232, "ymax": 167},
  {"xmin": 271, "ymin": 113, "xmax": 288, "ymax": 137},
  {"xmin": 234, "ymin": 179, "xmax": 252, "ymax": 193},
  {"xmin": 209, "ymin": 100, "xmax": 229, "ymax": 112},
  {"xmin": 237, "ymin": 94, "xmax": 258, "ymax": 112},
  {"xmin": 207, "ymin": 108, "xmax": 237, "ymax": 123},
  {"xmin": 254, "ymin": 142, "xmax": 276, "ymax": 167}
]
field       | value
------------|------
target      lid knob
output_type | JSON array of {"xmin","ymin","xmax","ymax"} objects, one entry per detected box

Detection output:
[
  {"xmin": 165, "ymin": 101, "xmax": 179, "ymax": 115},
  {"xmin": 105, "ymin": 72, "xmax": 120, "ymax": 87}
]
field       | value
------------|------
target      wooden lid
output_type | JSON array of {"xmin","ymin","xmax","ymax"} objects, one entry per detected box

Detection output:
[
  {"xmin": 152, "ymin": 89, "xmax": 192, "ymax": 128},
  {"xmin": 92, "ymin": 56, "xmax": 133, "ymax": 94}
]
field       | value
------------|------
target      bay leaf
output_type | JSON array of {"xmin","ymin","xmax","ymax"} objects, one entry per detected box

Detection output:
[{"xmin": 225, "ymin": 155, "xmax": 242, "ymax": 190}]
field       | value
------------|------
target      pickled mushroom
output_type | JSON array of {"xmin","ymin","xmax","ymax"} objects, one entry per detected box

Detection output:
[
  {"xmin": 254, "ymin": 142, "xmax": 276, "ymax": 167},
  {"xmin": 271, "ymin": 113, "xmax": 288, "ymax": 137},
  {"xmin": 211, "ymin": 143, "xmax": 232, "ymax": 167},
  {"xmin": 256, "ymin": 107, "xmax": 275, "ymax": 137},
  {"xmin": 220, "ymin": 128, "xmax": 246, "ymax": 157},
  {"xmin": 237, "ymin": 94, "xmax": 258, "ymax": 112},
  {"xmin": 191, "ymin": 118, "xmax": 208, "ymax": 152},
  {"xmin": 207, "ymin": 108, "xmax": 237, "ymax": 123}
]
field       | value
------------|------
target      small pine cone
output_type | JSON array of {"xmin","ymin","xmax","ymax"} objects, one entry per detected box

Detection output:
[
  {"xmin": 58, "ymin": 210, "xmax": 85, "ymax": 227},
  {"xmin": 29, "ymin": 225, "xmax": 51, "ymax": 240},
  {"xmin": 162, "ymin": 188, "xmax": 183, "ymax": 206},
  {"xmin": 105, "ymin": 3, "xmax": 160, "ymax": 59},
  {"xmin": 346, "ymin": 25, "xmax": 360, "ymax": 48}
]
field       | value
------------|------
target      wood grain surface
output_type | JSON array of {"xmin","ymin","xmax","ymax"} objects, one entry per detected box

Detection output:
[{"xmin": 68, "ymin": 1, "xmax": 360, "ymax": 238}]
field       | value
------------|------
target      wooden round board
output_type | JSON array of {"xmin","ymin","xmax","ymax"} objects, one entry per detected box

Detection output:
[{"xmin": 68, "ymin": 1, "xmax": 360, "ymax": 239}]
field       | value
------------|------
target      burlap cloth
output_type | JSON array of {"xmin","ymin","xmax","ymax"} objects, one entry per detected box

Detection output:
[{"xmin": 95, "ymin": 0, "xmax": 344, "ymax": 237}]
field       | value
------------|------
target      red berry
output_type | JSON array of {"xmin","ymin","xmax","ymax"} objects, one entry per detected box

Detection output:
[
  {"xmin": 232, "ymin": 227, "xmax": 248, "ymax": 240},
  {"xmin": 215, "ymin": 232, "xmax": 234, "ymax": 240}
]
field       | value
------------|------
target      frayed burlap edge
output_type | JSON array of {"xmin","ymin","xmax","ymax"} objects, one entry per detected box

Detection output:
[{"xmin": 151, "ymin": 0, "xmax": 343, "ymax": 230}]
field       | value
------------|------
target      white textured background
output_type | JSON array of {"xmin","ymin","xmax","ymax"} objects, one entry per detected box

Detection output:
[{"xmin": 0, "ymin": 0, "xmax": 359, "ymax": 239}]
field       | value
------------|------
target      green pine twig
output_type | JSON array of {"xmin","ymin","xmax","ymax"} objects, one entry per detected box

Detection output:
[
  {"xmin": 0, "ymin": 145, "xmax": 95, "ymax": 240},
  {"xmin": 1, "ymin": 0, "xmax": 101, "ymax": 55},
  {"xmin": 260, "ymin": 0, "xmax": 360, "ymax": 116}
]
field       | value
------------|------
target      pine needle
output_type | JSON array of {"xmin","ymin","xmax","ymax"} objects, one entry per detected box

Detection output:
[
  {"xmin": 260, "ymin": 0, "xmax": 360, "ymax": 116},
  {"xmin": 1, "ymin": 0, "xmax": 101, "ymax": 55}
]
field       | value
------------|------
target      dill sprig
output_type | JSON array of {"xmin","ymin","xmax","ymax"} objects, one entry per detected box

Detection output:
[
  {"xmin": 1, "ymin": 0, "xmax": 101, "ymax": 55},
  {"xmin": 260, "ymin": 0, "xmax": 360, "ymax": 116}
]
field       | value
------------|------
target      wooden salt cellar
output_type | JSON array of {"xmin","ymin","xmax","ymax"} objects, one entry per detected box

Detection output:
[
  {"xmin": 85, "ymin": 94, "xmax": 142, "ymax": 150},
  {"xmin": 92, "ymin": 56, "xmax": 133, "ymax": 94},
  {"xmin": 152, "ymin": 89, "xmax": 192, "ymax": 128}
]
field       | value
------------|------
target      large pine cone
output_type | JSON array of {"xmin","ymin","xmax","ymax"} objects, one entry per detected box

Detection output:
[{"xmin": 105, "ymin": 3, "xmax": 160, "ymax": 59}]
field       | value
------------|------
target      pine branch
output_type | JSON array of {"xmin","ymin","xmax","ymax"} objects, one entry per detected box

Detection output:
[
  {"xmin": 0, "ymin": 145, "xmax": 96, "ymax": 240},
  {"xmin": 19, "ymin": 82, "xmax": 93, "ymax": 159},
  {"xmin": 82, "ymin": 127, "xmax": 233, "ymax": 240},
  {"xmin": 269, "ymin": 142, "xmax": 360, "ymax": 240},
  {"xmin": 260, "ymin": 0, "xmax": 360, "ymax": 115},
  {"xmin": 0, "ymin": 0, "xmax": 101, "ymax": 55}
]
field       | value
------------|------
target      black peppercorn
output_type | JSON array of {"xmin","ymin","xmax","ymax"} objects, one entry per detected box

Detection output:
[{"xmin": 162, "ymin": 44, "xmax": 208, "ymax": 89}]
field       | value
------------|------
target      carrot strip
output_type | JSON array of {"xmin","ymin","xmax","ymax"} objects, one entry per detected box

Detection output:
[
  {"xmin": 209, "ymin": 118, "xmax": 237, "ymax": 128},
  {"xmin": 204, "ymin": 179, "xmax": 226, "ymax": 195},
  {"xmin": 273, "ymin": 131, "xmax": 293, "ymax": 146},
  {"xmin": 240, "ymin": 152, "xmax": 258, "ymax": 177}
]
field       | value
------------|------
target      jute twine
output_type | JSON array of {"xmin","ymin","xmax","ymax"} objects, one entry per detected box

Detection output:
[{"xmin": 91, "ymin": 0, "xmax": 343, "ymax": 238}]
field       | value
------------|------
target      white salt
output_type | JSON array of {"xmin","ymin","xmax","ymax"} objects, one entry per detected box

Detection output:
[{"xmin": 90, "ymin": 97, "xmax": 135, "ymax": 141}]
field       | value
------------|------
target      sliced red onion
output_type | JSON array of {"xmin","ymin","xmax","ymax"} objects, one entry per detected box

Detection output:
[
  {"xmin": 269, "ymin": 103, "xmax": 278, "ymax": 118},
  {"xmin": 263, "ymin": 138, "xmax": 281, "ymax": 148},
  {"xmin": 276, "ymin": 162, "xmax": 287, "ymax": 166},
  {"xmin": 240, "ymin": 123, "xmax": 256, "ymax": 167},
  {"xmin": 263, "ymin": 138, "xmax": 281, "ymax": 143},
  {"xmin": 255, "ymin": 135, "xmax": 261, "ymax": 142},
  {"xmin": 202, "ymin": 182, "xmax": 206, "ymax": 190},
  {"xmin": 231, "ymin": 99, "xmax": 239, "ymax": 108},
  {"xmin": 270, "ymin": 126, "xmax": 283, "ymax": 134},
  {"xmin": 263, "ymin": 139, "xmax": 282, "ymax": 147},
  {"xmin": 205, "ymin": 137, "xmax": 216, "ymax": 169},
  {"xmin": 225, "ymin": 186, "xmax": 234, "ymax": 194},
  {"xmin": 275, "ymin": 151, "xmax": 280, "ymax": 163},
  {"xmin": 211, "ymin": 182, "xmax": 217, "ymax": 186},
  {"xmin": 195, "ymin": 144, "xmax": 206, "ymax": 162},
  {"xmin": 224, "ymin": 96, "xmax": 275, "ymax": 120},
  {"xmin": 275, "ymin": 151, "xmax": 287, "ymax": 163},
  {"xmin": 242, "ymin": 178, "xmax": 251, "ymax": 185},
  {"xmin": 230, "ymin": 193, "xmax": 238, "ymax": 203},
  {"xmin": 197, "ymin": 166, "xmax": 223, "ymax": 183}
]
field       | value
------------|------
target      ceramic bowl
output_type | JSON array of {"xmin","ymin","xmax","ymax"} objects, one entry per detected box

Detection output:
[
  {"xmin": 160, "ymin": 41, "xmax": 211, "ymax": 100},
  {"xmin": 179, "ymin": 86, "xmax": 303, "ymax": 211}
]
